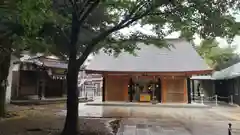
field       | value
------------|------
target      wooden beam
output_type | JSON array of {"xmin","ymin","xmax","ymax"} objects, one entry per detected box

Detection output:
[{"xmin": 85, "ymin": 70, "xmax": 213, "ymax": 75}]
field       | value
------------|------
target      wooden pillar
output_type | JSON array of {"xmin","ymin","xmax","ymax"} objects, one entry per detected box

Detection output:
[
  {"xmin": 41, "ymin": 81, "xmax": 46, "ymax": 99},
  {"xmin": 38, "ymin": 80, "xmax": 45, "ymax": 100},
  {"xmin": 36, "ymin": 71, "xmax": 40, "ymax": 98},
  {"xmin": 17, "ymin": 70, "xmax": 21, "ymax": 98},
  {"xmin": 38, "ymin": 70, "xmax": 46, "ymax": 100},
  {"xmin": 187, "ymin": 78, "xmax": 191, "ymax": 104},
  {"xmin": 62, "ymin": 80, "xmax": 67, "ymax": 96},
  {"xmin": 128, "ymin": 78, "xmax": 133, "ymax": 102},
  {"xmin": 157, "ymin": 78, "xmax": 162, "ymax": 103},
  {"xmin": 213, "ymin": 80, "xmax": 216, "ymax": 95},
  {"xmin": 61, "ymin": 80, "xmax": 64, "ymax": 97},
  {"xmin": 191, "ymin": 80, "xmax": 195, "ymax": 101},
  {"xmin": 102, "ymin": 77, "xmax": 105, "ymax": 102}
]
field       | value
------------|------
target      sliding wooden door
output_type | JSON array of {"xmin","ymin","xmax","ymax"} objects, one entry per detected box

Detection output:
[{"xmin": 165, "ymin": 79, "xmax": 185, "ymax": 103}]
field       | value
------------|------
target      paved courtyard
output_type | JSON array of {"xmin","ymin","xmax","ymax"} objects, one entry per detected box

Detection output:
[
  {"xmin": 56, "ymin": 97, "xmax": 240, "ymax": 135},
  {"xmin": 4, "ymin": 98, "xmax": 240, "ymax": 135}
]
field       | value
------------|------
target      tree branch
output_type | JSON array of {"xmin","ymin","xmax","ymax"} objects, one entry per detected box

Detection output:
[
  {"xmin": 123, "ymin": 1, "xmax": 145, "ymax": 21},
  {"xmin": 75, "ymin": 24, "xmax": 124, "ymax": 68},
  {"xmin": 118, "ymin": 1, "xmax": 151, "ymax": 28},
  {"xmin": 77, "ymin": 0, "xmax": 92, "ymax": 17},
  {"xmin": 74, "ymin": 1, "xmax": 172, "ymax": 67},
  {"xmin": 119, "ymin": 1, "xmax": 160, "ymax": 30},
  {"xmin": 56, "ymin": 25, "xmax": 70, "ymax": 43},
  {"xmin": 75, "ymin": 4, "xmax": 155, "ymax": 67},
  {"xmin": 70, "ymin": 0, "xmax": 100, "ymax": 26},
  {"xmin": 69, "ymin": 0, "xmax": 80, "ymax": 17},
  {"xmin": 78, "ymin": 0, "xmax": 100, "ymax": 25}
]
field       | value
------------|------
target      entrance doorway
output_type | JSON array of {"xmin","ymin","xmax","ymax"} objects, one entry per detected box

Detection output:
[{"xmin": 131, "ymin": 77, "xmax": 158, "ymax": 102}]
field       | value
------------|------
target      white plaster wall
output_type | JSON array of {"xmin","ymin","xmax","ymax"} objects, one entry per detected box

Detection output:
[{"xmin": 6, "ymin": 56, "xmax": 19, "ymax": 103}]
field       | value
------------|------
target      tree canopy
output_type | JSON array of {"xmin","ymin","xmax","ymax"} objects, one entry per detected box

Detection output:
[
  {"xmin": 195, "ymin": 39, "xmax": 240, "ymax": 71},
  {"xmin": 0, "ymin": 0, "xmax": 68, "ymax": 57},
  {"xmin": 0, "ymin": 0, "xmax": 67, "ymax": 117},
  {"xmin": 1, "ymin": 0, "xmax": 240, "ymax": 59},
  {"xmin": 1, "ymin": 0, "xmax": 240, "ymax": 134},
  {"xmin": 40, "ymin": 0, "xmax": 240, "ymax": 58}
]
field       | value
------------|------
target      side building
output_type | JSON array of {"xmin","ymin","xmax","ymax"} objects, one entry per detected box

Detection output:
[
  {"xmin": 213, "ymin": 63, "xmax": 240, "ymax": 105},
  {"xmin": 191, "ymin": 62, "xmax": 240, "ymax": 105},
  {"xmin": 11, "ymin": 56, "xmax": 67, "ymax": 100},
  {"xmin": 78, "ymin": 54, "xmax": 102, "ymax": 97}
]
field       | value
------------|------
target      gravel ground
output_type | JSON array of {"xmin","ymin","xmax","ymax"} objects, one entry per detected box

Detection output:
[{"xmin": 0, "ymin": 104, "xmax": 120, "ymax": 135}]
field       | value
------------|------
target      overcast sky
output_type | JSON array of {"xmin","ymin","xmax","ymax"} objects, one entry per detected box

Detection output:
[{"xmin": 122, "ymin": 14, "xmax": 240, "ymax": 53}]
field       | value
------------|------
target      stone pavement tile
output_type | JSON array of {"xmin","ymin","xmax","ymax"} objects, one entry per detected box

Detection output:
[
  {"xmin": 114, "ymin": 106, "xmax": 240, "ymax": 135},
  {"xmin": 116, "ymin": 132, "xmax": 123, "ymax": 135},
  {"xmin": 118, "ymin": 123, "xmax": 124, "ymax": 133},
  {"xmin": 123, "ymin": 118, "xmax": 148, "ymax": 125},
  {"xmin": 122, "ymin": 125, "xmax": 136, "ymax": 135},
  {"xmin": 173, "ymin": 127, "xmax": 187, "ymax": 131},
  {"xmin": 136, "ymin": 128, "xmax": 149, "ymax": 135},
  {"xmin": 149, "ymin": 126, "xmax": 163, "ymax": 135},
  {"xmin": 161, "ymin": 127, "xmax": 176, "ymax": 134},
  {"xmin": 135, "ymin": 119, "xmax": 148, "ymax": 124},
  {"xmin": 122, "ymin": 131, "xmax": 135, "ymax": 135},
  {"xmin": 139, "ymin": 124, "xmax": 192, "ymax": 135},
  {"xmin": 189, "ymin": 125, "xmax": 229, "ymax": 135},
  {"xmin": 159, "ymin": 122, "xmax": 183, "ymax": 127},
  {"xmin": 136, "ymin": 124, "xmax": 148, "ymax": 129}
]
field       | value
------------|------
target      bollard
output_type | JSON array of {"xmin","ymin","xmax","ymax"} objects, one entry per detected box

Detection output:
[
  {"xmin": 215, "ymin": 95, "xmax": 218, "ymax": 106},
  {"xmin": 200, "ymin": 94, "xmax": 204, "ymax": 104},
  {"xmin": 228, "ymin": 123, "xmax": 232, "ymax": 135},
  {"xmin": 230, "ymin": 95, "xmax": 233, "ymax": 105},
  {"xmin": 85, "ymin": 92, "xmax": 88, "ymax": 100}
]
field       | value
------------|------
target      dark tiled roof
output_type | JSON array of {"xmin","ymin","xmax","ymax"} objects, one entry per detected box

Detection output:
[
  {"xmin": 212, "ymin": 62, "xmax": 240, "ymax": 80},
  {"xmin": 20, "ymin": 56, "xmax": 68, "ymax": 69},
  {"xmin": 86, "ymin": 39, "xmax": 211, "ymax": 72},
  {"xmin": 41, "ymin": 59, "xmax": 68, "ymax": 69}
]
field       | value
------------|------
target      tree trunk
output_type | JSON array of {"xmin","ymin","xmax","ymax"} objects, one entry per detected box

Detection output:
[
  {"xmin": 61, "ymin": 12, "xmax": 80, "ymax": 135},
  {"xmin": 0, "ymin": 83, "xmax": 6, "ymax": 117},
  {"xmin": 0, "ymin": 53, "xmax": 11, "ymax": 117},
  {"xmin": 61, "ymin": 58, "xmax": 79, "ymax": 135}
]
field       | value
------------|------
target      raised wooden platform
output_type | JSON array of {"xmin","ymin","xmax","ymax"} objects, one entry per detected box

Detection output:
[{"xmin": 86, "ymin": 102, "xmax": 210, "ymax": 108}]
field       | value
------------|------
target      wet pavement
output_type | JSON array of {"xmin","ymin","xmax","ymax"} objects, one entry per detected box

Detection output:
[
  {"xmin": 58, "ymin": 97, "xmax": 240, "ymax": 135},
  {"xmin": 117, "ymin": 118, "xmax": 240, "ymax": 135}
]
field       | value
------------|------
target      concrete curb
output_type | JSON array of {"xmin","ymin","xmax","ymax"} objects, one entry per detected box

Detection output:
[{"xmin": 11, "ymin": 98, "xmax": 93, "ymax": 105}]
